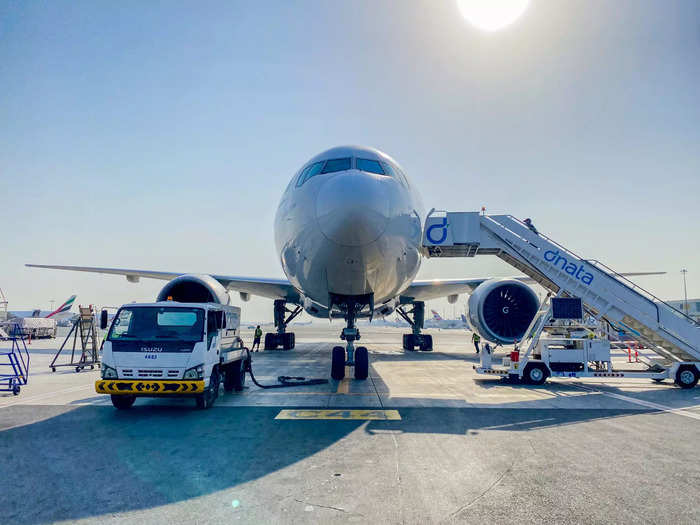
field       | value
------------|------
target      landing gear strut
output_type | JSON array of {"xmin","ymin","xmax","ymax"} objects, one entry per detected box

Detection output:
[
  {"xmin": 264, "ymin": 300, "xmax": 302, "ymax": 350},
  {"xmin": 397, "ymin": 301, "xmax": 433, "ymax": 351},
  {"xmin": 330, "ymin": 301, "xmax": 369, "ymax": 381}
]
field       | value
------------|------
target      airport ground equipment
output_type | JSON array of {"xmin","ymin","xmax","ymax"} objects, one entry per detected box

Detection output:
[
  {"xmin": 0, "ymin": 287, "xmax": 8, "ymax": 323},
  {"xmin": 50, "ymin": 306, "xmax": 100, "ymax": 372},
  {"xmin": 264, "ymin": 300, "xmax": 301, "ymax": 350},
  {"xmin": 422, "ymin": 211, "xmax": 700, "ymax": 387},
  {"xmin": 3, "ymin": 316, "xmax": 57, "ymax": 339},
  {"xmin": 96, "ymin": 301, "xmax": 247, "ymax": 409},
  {"xmin": 0, "ymin": 326, "xmax": 30, "ymax": 395}
]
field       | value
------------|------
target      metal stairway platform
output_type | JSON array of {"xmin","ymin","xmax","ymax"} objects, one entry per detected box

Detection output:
[{"xmin": 422, "ymin": 211, "xmax": 700, "ymax": 364}]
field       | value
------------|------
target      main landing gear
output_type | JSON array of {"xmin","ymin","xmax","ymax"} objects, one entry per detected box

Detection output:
[
  {"xmin": 396, "ymin": 301, "xmax": 433, "ymax": 351},
  {"xmin": 330, "ymin": 301, "xmax": 369, "ymax": 381},
  {"xmin": 264, "ymin": 299, "xmax": 302, "ymax": 350}
]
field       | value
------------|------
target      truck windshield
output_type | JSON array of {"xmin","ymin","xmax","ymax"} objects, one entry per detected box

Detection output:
[{"xmin": 108, "ymin": 307, "xmax": 205, "ymax": 342}]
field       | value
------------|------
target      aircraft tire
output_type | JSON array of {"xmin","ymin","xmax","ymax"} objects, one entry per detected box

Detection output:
[
  {"xmin": 264, "ymin": 333, "xmax": 276, "ymax": 350},
  {"xmin": 421, "ymin": 335, "xmax": 433, "ymax": 351},
  {"xmin": 331, "ymin": 346, "xmax": 345, "ymax": 380},
  {"xmin": 355, "ymin": 347, "xmax": 369, "ymax": 380}
]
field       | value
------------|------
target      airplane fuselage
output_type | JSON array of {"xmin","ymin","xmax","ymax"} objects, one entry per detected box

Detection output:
[{"xmin": 274, "ymin": 146, "xmax": 424, "ymax": 315}]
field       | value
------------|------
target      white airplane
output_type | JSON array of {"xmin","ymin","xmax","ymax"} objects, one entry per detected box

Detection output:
[
  {"xmin": 27, "ymin": 145, "xmax": 663, "ymax": 380},
  {"xmin": 6, "ymin": 294, "xmax": 77, "ymax": 321},
  {"xmin": 424, "ymin": 310, "xmax": 469, "ymax": 330}
]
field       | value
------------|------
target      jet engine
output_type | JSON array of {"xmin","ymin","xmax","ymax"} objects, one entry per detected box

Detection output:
[
  {"xmin": 467, "ymin": 279, "xmax": 539, "ymax": 344},
  {"xmin": 156, "ymin": 274, "xmax": 231, "ymax": 305}
]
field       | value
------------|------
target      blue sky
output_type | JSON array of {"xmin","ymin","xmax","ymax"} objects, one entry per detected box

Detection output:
[{"xmin": 1, "ymin": 0, "xmax": 698, "ymax": 318}]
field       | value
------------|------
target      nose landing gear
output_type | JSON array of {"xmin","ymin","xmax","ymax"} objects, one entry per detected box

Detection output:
[{"xmin": 330, "ymin": 302, "xmax": 369, "ymax": 380}]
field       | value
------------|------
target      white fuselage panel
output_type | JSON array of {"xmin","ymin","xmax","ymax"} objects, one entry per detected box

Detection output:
[{"xmin": 274, "ymin": 146, "xmax": 424, "ymax": 312}]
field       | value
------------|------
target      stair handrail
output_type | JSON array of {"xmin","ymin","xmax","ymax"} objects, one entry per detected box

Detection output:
[{"xmin": 497, "ymin": 215, "xmax": 699, "ymax": 328}]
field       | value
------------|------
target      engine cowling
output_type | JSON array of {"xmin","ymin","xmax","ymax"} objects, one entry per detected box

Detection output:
[
  {"xmin": 156, "ymin": 274, "xmax": 231, "ymax": 305},
  {"xmin": 467, "ymin": 279, "xmax": 539, "ymax": 344}
]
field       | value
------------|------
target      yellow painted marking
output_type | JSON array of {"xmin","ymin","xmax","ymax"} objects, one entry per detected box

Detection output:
[
  {"xmin": 275, "ymin": 409, "xmax": 401, "ymax": 420},
  {"xmin": 336, "ymin": 366, "xmax": 351, "ymax": 394}
]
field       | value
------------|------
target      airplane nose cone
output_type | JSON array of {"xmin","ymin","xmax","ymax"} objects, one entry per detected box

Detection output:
[{"xmin": 316, "ymin": 173, "xmax": 390, "ymax": 246}]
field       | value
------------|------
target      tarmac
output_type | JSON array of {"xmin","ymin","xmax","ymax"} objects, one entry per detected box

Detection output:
[{"xmin": 1, "ymin": 325, "xmax": 699, "ymax": 524}]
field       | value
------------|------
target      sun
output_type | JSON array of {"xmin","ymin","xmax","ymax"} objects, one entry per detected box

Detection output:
[{"xmin": 456, "ymin": 0, "xmax": 530, "ymax": 32}]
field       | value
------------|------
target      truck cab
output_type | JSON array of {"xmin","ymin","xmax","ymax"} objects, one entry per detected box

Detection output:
[{"xmin": 97, "ymin": 301, "xmax": 248, "ymax": 409}]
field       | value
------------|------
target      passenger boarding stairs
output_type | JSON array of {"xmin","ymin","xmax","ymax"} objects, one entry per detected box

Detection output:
[{"xmin": 422, "ymin": 211, "xmax": 700, "ymax": 365}]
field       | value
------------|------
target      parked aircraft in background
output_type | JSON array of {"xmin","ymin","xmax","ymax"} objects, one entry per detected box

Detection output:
[
  {"xmin": 8, "ymin": 295, "xmax": 77, "ymax": 322},
  {"xmin": 28, "ymin": 145, "xmax": 664, "ymax": 381},
  {"xmin": 425, "ymin": 310, "xmax": 469, "ymax": 330}
]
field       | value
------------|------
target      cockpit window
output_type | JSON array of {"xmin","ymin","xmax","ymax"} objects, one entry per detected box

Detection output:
[
  {"xmin": 381, "ymin": 161, "xmax": 409, "ymax": 187},
  {"xmin": 296, "ymin": 161, "xmax": 324, "ymax": 186},
  {"xmin": 321, "ymin": 157, "xmax": 351, "ymax": 174},
  {"xmin": 356, "ymin": 158, "xmax": 385, "ymax": 175}
]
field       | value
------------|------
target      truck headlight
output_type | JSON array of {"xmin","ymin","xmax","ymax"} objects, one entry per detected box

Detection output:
[
  {"xmin": 101, "ymin": 365, "xmax": 118, "ymax": 379},
  {"xmin": 183, "ymin": 365, "xmax": 204, "ymax": 380}
]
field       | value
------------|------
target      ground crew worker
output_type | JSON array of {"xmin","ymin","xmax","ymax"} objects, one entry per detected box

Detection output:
[
  {"xmin": 252, "ymin": 325, "xmax": 263, "ymax": 351},
  {"xmin": 523, "ymin": 217, "xmax": 539, "ymax": 235},
  {"xmin": 481, "ymin": 341, "xmax": 492, "ymax": 368},
  {"xmin": 472, "ymin": 332, "xmax": 481, "ymax": 353}
]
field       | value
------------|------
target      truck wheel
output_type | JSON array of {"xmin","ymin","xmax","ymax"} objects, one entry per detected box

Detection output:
[
  {"xmin": 331, "ymin": 346, "xmax": 345, "ymax": 380},
  {"xmin": 354, "ymin": 347, "xmax": 369, "ymax": 380},
  {"xmin": 197, "ymin": 368, "xmax": 220, "ymax": 409},
  {"xmin": 111, "ymin": 395, "xmax": 135, "ymax": 410},
  {"xmin": 224, "ymin": 360, "xmax": 246, "ymax": 392},
  {"xmin": 675, "ymin": 365, "xmax": 699, "ymax": 389},
  {"xmin": 524, "ymin": 363, "xmax": 548, "ymax": 385}
]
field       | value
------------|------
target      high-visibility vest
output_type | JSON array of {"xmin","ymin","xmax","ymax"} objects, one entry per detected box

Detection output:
[
  {"xmin": 254, "ymin": 328, "xmax": 262, "ymax": 338},
  {"xmin": 472, "ymin": 333, "xmax": 480, "ymax": 343}
]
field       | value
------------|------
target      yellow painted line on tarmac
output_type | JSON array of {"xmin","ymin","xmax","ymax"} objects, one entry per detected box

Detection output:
[
  {"xmin": 336, "ymin": 366, "xmax": 351, "ymax": 394},
  {"xmin": 276, "ymin": 409, "xmax": 401, "ymax": 420}
]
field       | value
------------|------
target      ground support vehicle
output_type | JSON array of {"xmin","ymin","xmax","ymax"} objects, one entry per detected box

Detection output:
[
  {"xmin": 421, "ymin": 211, "xmax": 700, "ymax": 389},
  {"xmin": 95, "ymin": 301, "xmax": 248, "ymax": 409},
  {"xmin": 475, "ymin": 297, "xmax": 699, "ymax": 389}
]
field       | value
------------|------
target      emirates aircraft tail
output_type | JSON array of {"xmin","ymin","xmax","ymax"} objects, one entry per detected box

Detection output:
[
  {"xmin": 431, "ymin": 309, "xmax": 444, "ymax": 321},
  {"xmin": 45, "ymin": 295, "xmax": 77, "ymax": 318}
]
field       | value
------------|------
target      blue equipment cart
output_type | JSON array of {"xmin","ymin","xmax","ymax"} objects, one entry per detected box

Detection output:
[{"xmin": 0, "ymin": 327, "xmax": 30, "ymax": 395}]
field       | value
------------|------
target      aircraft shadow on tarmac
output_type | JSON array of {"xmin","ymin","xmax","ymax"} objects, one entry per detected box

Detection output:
[{"xmin": 0, "ymin": 402, "xmax": 659, "ymax": 523}]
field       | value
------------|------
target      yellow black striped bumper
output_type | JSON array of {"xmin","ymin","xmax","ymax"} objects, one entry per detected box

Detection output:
[{"xmin": 95, "ymin": 380, "xmax": 205, "ymax": 395}]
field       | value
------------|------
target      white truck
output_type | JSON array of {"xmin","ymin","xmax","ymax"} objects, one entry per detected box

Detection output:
[{"xmin": 96, "ymin": 301, "xmax": 249, "ymax": 409}]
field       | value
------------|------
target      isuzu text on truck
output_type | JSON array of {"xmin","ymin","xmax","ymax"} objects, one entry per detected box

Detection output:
[{"xmin": 96, "ymin": 301, "xmax": 248, "ymax": 409}]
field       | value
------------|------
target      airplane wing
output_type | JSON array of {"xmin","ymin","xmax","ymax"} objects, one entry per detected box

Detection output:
[
  {"xmin": 26, "ymin": 264, "xmax": 300, "ymax": 302},
  {"xmin": 402, "ymin": 271, "xmax": 666, "ymax": 302},
  {"xmin": 401, "ymin": 279, "xmax": 488, "ymax": 302}
]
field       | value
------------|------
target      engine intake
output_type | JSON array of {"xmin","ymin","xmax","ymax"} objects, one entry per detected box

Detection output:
[
  {"xmin": 467, "ymin": 279, "xmax": 539, "ymax": 344},
  {"xmin": 156, "ymin": 274, "xmax": 231, "ymax": 305}
]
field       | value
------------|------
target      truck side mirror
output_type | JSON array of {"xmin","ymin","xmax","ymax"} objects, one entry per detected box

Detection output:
[{"xmin": 100, "ymin": 309, "xmax": 108, "ymax": 330}]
